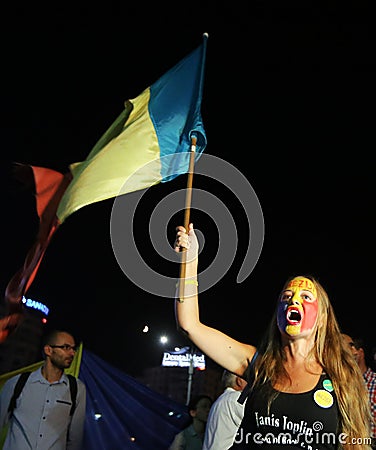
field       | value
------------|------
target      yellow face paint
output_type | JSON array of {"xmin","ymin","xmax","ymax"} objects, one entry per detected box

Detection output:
[
  {"xmin": 285, "ymin": 323, "xmax": 302, "ymax": 336},
  {"xmin": 285, "ymin": 277, "xmax": 317, "ymax": 299}
]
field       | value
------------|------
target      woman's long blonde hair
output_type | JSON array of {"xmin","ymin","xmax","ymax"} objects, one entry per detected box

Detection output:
[{"xmin": 252, "ymin": 275, "xmax": 372, "ymax": 450}]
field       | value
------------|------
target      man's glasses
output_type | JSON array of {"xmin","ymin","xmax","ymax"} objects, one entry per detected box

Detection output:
[{"xmin": 49, "ymin": 344, "xmax": 77, "ymax": 352}]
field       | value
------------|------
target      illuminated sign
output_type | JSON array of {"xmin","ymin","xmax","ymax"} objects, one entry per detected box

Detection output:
[
  {"xmin": 161, "ymin": 346, "xmax": 206, "ymax": 369},
  {"xmin": 22, "ymin": 296, "xmax": 49, "ymax": 316}
]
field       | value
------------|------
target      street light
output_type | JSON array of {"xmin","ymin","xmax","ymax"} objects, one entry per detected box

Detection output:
[{"xmin": 160, "ymin": 335, "xmax": 168, "ymax": 345}]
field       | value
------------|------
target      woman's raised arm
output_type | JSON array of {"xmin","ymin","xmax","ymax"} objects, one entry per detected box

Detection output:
[{"xmin": 174, "ymin": 224, "xmax": 256, "ymax": 376}]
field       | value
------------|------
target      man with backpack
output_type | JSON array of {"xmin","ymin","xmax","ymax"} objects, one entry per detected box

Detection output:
[{"xmin": 0, "ymin": 329, "xmax": 86, "ymax": 449}]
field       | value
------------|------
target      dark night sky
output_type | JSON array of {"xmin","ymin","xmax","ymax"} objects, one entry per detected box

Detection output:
[{"xmin": 1, "ymin": 4, "xmax": 375, "ymax": 377}]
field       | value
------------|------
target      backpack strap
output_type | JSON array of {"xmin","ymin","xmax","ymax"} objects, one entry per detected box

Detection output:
[
  {"xmin": 8, "ymin": 371, "xmax": 78, "ymax": 417},
  {"xmin": 8, "ymin": 371, "xmax": 31, "ymax": 416},
  {"xmin": 67, "ymin": 374, "xmax": 78, "ymax": 416},
  {"xmin": 237, "ymin": 351, "xmax": 258, "ymax": 405}
]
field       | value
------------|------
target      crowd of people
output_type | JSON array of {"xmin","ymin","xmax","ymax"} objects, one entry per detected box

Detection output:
[{"xmin": 0, "ymin": 238, "xmax": 374, "ymax": 450}]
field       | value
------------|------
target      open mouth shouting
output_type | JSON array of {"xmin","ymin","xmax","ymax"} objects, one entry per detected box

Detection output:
[{"xmin": 286, "ymin": 307, "xmax": 302, "ymax": 325}]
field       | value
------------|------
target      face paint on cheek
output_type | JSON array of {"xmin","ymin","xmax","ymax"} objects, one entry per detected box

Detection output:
[
  {"xmin": 277, "ymin": 303, "xmax": 287, "ymax": 331},
  {"xmin": 301, "ymin": 300, "xmax": 318, "ymax": 331}
]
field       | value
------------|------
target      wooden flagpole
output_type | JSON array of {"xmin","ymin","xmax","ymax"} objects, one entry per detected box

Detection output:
[
  {"xmin": 178, "ymin": 135, "xmax": 197, "ymax": 405},
  {"xmin": 178, "ymin": 135, "xmax": 197, "ymax": 299}
]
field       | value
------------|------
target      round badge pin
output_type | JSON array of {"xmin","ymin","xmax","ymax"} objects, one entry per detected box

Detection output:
[
  {"xmin": 322, "ymin": 379, "xmax": 333, "ymax": 392},
  {"xmin": 314, "ymin": 389, "xmax": 334, "ymax": 408}
]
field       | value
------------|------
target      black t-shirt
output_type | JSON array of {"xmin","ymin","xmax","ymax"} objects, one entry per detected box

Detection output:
[{"xmin": 230, "ymin": 374, "xmax": 339, "ymax": 449}]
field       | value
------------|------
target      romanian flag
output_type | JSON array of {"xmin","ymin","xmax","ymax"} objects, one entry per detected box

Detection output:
[
  {"xmin": 57, "ymin": 33, "xmax": 208, "ymax": 223},
  {"xmin": 1, "ymin": 34, "xmax": 208, "ymax": 340}
]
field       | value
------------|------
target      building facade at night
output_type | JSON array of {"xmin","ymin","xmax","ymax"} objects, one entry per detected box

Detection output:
[
  {"xmin": 0, "ymin": 297, "xmax": 48, "ymax": 374},
  {"xmin": 136, "ymin": 364, "xmax": 223, "ymax": 405}
]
